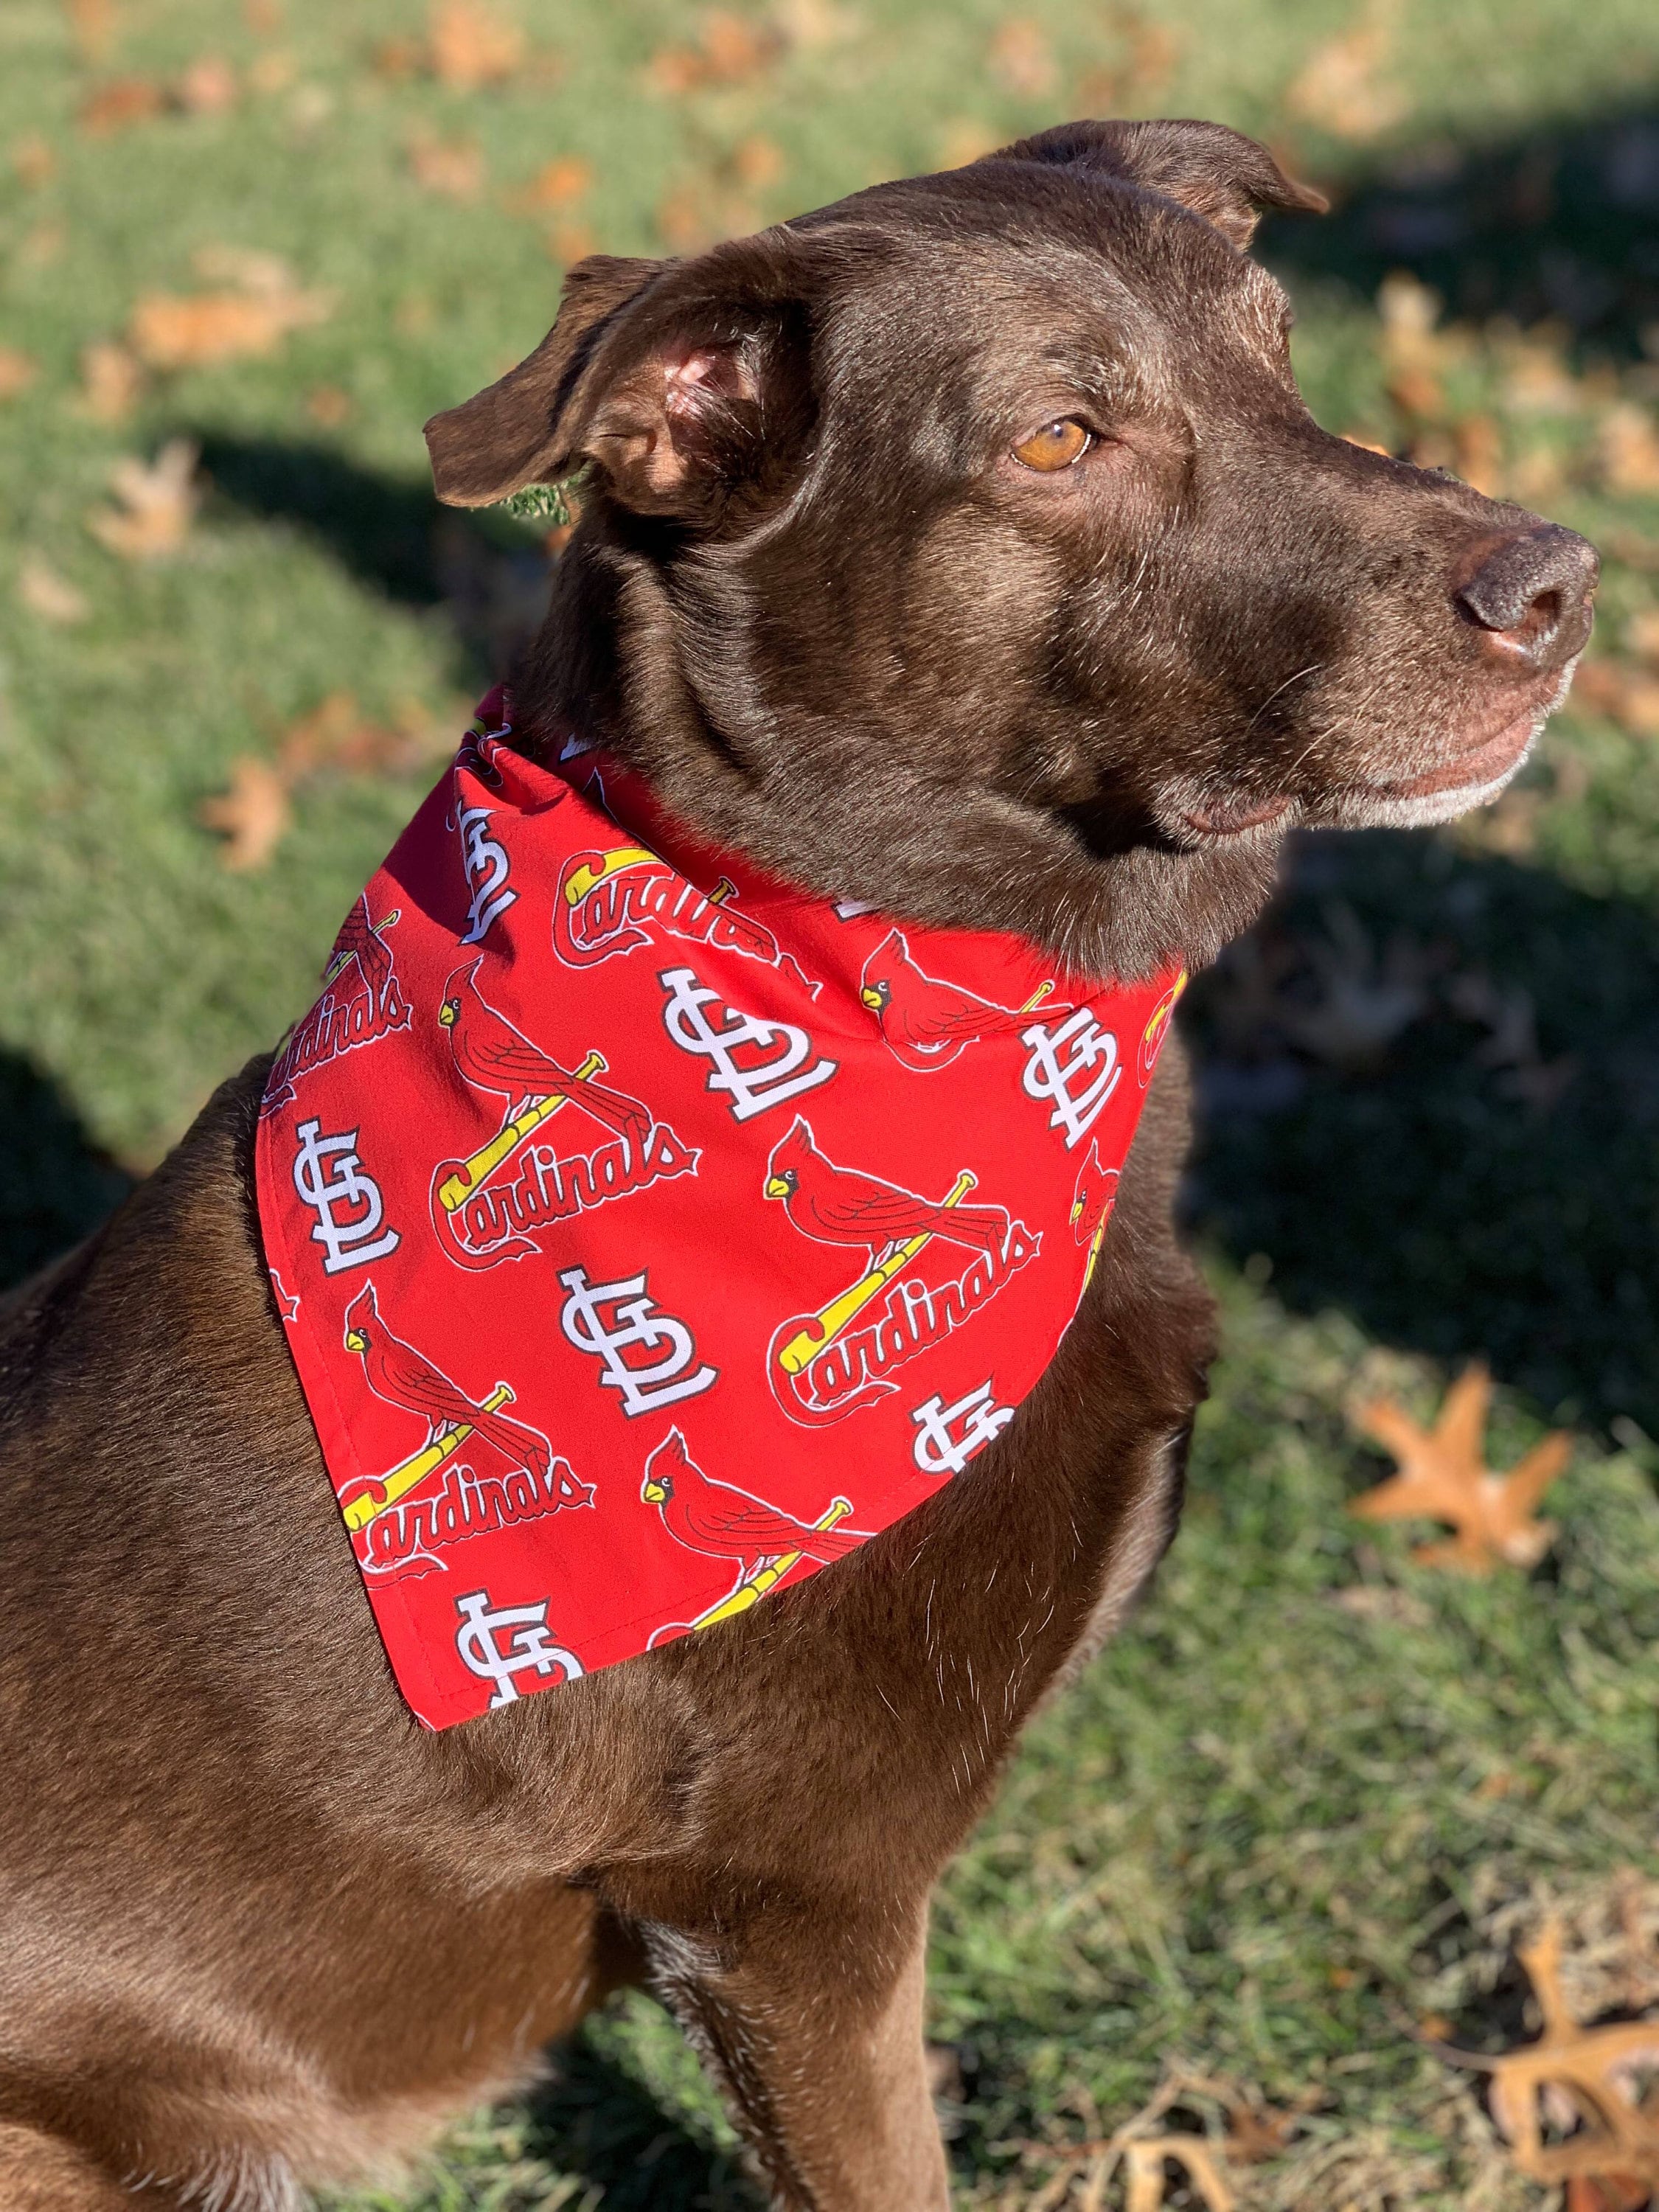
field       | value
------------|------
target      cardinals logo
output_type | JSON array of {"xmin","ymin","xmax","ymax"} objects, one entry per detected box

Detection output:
[
  {"xmin": 1069, "ymin": 1140, "xmax": 1120, "ymax": 1295},
  {"xmin": 1138, "ymin": 969, "xmax": 1188, "ymax": 1085},
  {"xmin": 859, "ymin": 929, "xmax": 1069, "ymax": 1073},
  {"xmin": 262, "ymin": 894, "xmax": 410, "ymax": 1113},
  {"xmin": 337, "ymin": 1284, "xmax": 593, "ymax": 1578},
  {"xmin": 640, "ymin": 1428, "xmax": 866, "ymax": 1639},
  {"xmin": 762, "ymin": 1118, "xmax": 1040, "ymax": 1426},
  {"xmin": 429, "ymin": 961, "xmax": 699, "ymax": 1270},
  {"xmin": 554, "ymin": 838, "xmax": 821, "ymax": 998}
]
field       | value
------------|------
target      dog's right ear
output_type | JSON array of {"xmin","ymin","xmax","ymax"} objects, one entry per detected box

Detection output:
[
  {"xmin": 426, "ymin": 237, "xmax": 815, "ymax": 524},
  {"xmin": 425, "ymin": 254, "xmax": 668, "ymax": 508}
]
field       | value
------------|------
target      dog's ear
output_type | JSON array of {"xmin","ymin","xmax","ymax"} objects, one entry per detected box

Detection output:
[
  {"xmin": 985, "ymin": 118, "xmax": 1328, "ymax": 251},
  {"xmin": 425, "ymin": 254, "xmax": 668, "ymax": 507},
  {"xmin": 425, "ymin": 239, "xmax": 814, "ymax": 522}
]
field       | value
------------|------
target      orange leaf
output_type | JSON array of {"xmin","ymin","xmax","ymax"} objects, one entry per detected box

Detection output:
[
  {"xmin": 1571, "ymin": 659, "xmax": 1659, "ymax": 739},
  {"xmin": 305, "ymin": 384, "xmax": 352, "ymax": 427},
  {"xmin": 408, "ymin": 133, "xmax": 485, "ymax": 200},
  {"xmin": 66, "ymin": 0, "xmax": 118, "ymax": 62},
  {"xmin": 646, "ymin": 10, "xmax": 778, "ymax": 94},
  {"xmin": 12, "ymin": 134, "xmax": 57, "ymax": 189},
  {"xmin": 0, "ymin": 348, "xmax": 38, "ymax": 402},
  {"xmin": 988, "ymin": 18, "xmax": 1057, "ymax": 97},
  {"xmin": 1350, "ymin": 1364, "xmax": 1571, "ymax": 1573},
  {"xmin": 509, "ymin": 153, "xmax": 594, "ymax": 211},
  {"xmin": 1599, "ymin": 405, "xmax": 1659, "ymax": 497},
  {"xmin": 1447, "ymin": 1921, "xmax": 1659, "ymax": 2194},
  {"xmin": 78, "ymin": 77, "xmax": 167, "ymax": 136},
  {"xmin": 128, "ymin": 277, "xmax": 333, "ymax": 370},
  {"xmin": 1284, "ymin": 5, "xmax": 1409, "ymax": 141},
  {"xmin": 78, "ymin": 339, "xmax": 144, "ymax": 422},
  {"xmin": 198, "ymin": 758, "xmax": 292, "ymax": 873},
  {"xmin": 428, "ymin": 0, "xmax": 524, "ymax": 90},
  {"xmin": 177, "ymin": 55, "xmax": 239, "ymax": 114},
  {"xmin": 18, "ymin": 558, "xmax": 91, "ymax": 627},
  {"xmin": 87, "ymin": 438, "xmax": 201, "ymax": 560}
]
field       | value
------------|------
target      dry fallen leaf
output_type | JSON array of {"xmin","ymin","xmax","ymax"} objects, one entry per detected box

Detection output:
[
  {"xmin": 1571, "ymin": 658, "xmax": 1659, "ymax": 738},
  {"xmin": 507, "ymin": 152, "xmax": 593, "ymax": 212},
  {"xmin": 1599, "ymin": 404, "xmax": 1659, "ymax": 497},
  {"xmin": 17, "ymin": 557, "xmax": 91, "ymax": 626},
  {"xmin": 408, "ymin": 133, "xmax": 485, "ymax": 200},
  {"xmin": 1350, "ymin": 1363, "xmax": 1571, "ymax": 1573},
  {"xmin": 731, "ymin": 133, "xmax": 785, "ymax": 189},
  {"xmin": 177, "ymin": 54, "xmax": 239, "ymax": 114},
  {"xmin": 428, "ymin": 0, "xmax": 524, "ymax": 89},
  {"xmin": 0, "ymin": 348, "xmax": 38, "ymax": 402},
  {"xmin": 13, "ymin": 133, "xmax": 57, "ymax": 189},
  {"xmin": 66, "ymin": 0, "xmax": 118, "ymax": 62},
  {"xmin": 273, "ymin": 690, "xmax": 431, "ymax": 779},
  {"xmin": 647, "ymin": 10, "xmax": 779, "ymax": 94},
  {"xmin": 1446, "ymin": 1921, "xmax": 1659, "ymax": 2198},
  {"xmin": 1284, "ymin": 3, "xmax": 1409, "ymax": 140},
  {"xmin": 88, "ymin": 438, "xmax": 201, "ymax": 560},
  {"xmin": 305, "ymin": 383, "xmax": 352, "ymax": 427},
  {"xmin": 772, "ymin": 0, "xmax": 860, "ymax": 50},
  {"xmin": 1454, "ymin": 413, "xmax": 1504, "ymax": 497},
  {"xmin": 78, "ymin": 339, "xmax": 144, "ymax": 421},
  {"xmin": 78, "ymin": 77, "xmax": 167, "ymax": 136},
  {"xmin": 1076, "ymin": 10, "xmax": 1183, "ymax": 109},
  {"xmin": 1120, "ymin": 2138, "xmax": 1235, "ymax": 2211},
  {"xmin": 198, "ymin": 694, "xmax": 450, "ymax": 873},
  {"xmin": 988, "ymin": 18, "xmax": 1057, "ymax": 97},
  {"xmin": 247, "ymin": 49, "xmax": 296, "ymax": 94},
  {"xmin": 198, "ymin": 758, "xmax": 292, "ymax": 872},
  {"xmin": 1007, "ymin": 2070, "xmax": 1311, "ymax": 2211},
  {"xmin": 1377, "ymin": 270, "xmax": 1449, "ymax": 423},
  {"xmin": 128, "ymin": 252, "xmax": 333, "ymax": 369}
]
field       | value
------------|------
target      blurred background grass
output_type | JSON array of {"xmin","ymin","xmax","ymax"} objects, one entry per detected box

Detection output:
[{"xmin": 4, "ymin": 1, "xmax": 1659, "ymax": 2205}]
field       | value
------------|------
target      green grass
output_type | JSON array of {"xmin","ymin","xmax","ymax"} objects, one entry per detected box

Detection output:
[{"xmin": 6, "ymin": 1, "xmax": 1659, "ymax": 2204}]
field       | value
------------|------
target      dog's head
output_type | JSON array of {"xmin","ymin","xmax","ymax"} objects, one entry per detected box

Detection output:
[{"xmin": 426, "ymin": 119, "xmax": 1596, "ymax": 978}]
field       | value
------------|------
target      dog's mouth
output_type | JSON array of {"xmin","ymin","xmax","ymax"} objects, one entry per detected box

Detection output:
[
  {"xmin": 1357, "ymin": 698, "xmax": 1543, "ymax": 804},
  {"xmin": 1166, "ymin": 667, "xmax": 1571, "ymax": 846}
]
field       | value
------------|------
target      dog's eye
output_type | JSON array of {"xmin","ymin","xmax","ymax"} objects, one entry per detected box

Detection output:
[{"xmin": 1013, "ymin": 419, "xmax": 1093, "ymax": 472}]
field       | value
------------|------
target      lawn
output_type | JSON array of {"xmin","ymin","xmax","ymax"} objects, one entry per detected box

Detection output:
[{"xmin": 4, "ymin": 1, "xmax": 1659, "ymax": 2205}]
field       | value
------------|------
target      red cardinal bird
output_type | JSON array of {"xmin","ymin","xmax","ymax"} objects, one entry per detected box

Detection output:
[
  {"xmin": 1071, "ymin": 1140, "xmax": 1119, "ymax": 1246},
  {"xmin": 325, "ymin": 892, "xmax": 396, "ymax": 1005},
  {"xmin": 342, "ymin": 1283, "xmax": 549, "ymax": 1479},
  {"xmin": 858, "ymin": 928, "xmax": 1071, "ymax": 1071},
  {"xmin": 439, "ymin": 960, "xmax": 650, "ymax": 1141},
  {"xmin": 763, "ymin": 1117, "xmax": 1009, "ymax": 1267},
  {"xmin": 640, "ymin": 1430, "xmax": 865, "ymax": 1573}
]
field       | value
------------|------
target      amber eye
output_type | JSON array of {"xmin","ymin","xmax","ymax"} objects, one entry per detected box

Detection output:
[{"xmin": 1013, "ymin": 418, "xmax": 1093, "ymax": 471}]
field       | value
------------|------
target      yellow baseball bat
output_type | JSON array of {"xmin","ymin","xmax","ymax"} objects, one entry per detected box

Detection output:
[
  {"xmin": 322, "ymin": 908, "xmax": 402, "ymax": 987},
  {"xmin": 344, "ymin": 1381, "xmax": 515, "ymax": 1532},
  {"xmin": 776, "ymin": 1171, "xmax": 978, "ymax": 1376},
  {"xmin": 437, "ymin": 1050, "xmax": 607, "ymax": 1211},
  {"xmin": 692, "ymin": 1498, "xmax": 855, "ymax": 1630},
  {"xmin": 562, "ymin": 848, "xmax": 654, "ymax": 903}
]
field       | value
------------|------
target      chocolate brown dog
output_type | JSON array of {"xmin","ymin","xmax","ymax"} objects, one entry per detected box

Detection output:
[{"xmin": 0, "ymin": 120, "xmax": 1595, "ymax": 2210}]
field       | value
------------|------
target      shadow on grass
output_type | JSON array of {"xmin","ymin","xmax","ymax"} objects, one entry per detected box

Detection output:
[
  {"xmin": 1267, "ymin": 102, "xmax": 1659, "ymax": 357},
  {"xmin": 0, "ymin": 1051, "xmax": 130, "ymax": 1297},
  {"xmin": 524, "ymin": 2032, "xmax": 757, "ymax": 2212},
  {"xmin": 1181, "ymin": 829, "xmax": 1659, "ymax": 1436},
  {"xmin": 194, "ymin": 434, "xmax": 555, "ymax": 681}
]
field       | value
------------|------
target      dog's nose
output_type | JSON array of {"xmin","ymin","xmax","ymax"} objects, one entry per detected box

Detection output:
[{"xmin": 1455, "ymin": 524, "xmax": 1599, "ymax": 672}]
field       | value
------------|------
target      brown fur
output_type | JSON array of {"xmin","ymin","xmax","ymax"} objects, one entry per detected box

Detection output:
[{"xmin": 0, "ymin": 119, "xmax": 1593, "ymax": 2209}]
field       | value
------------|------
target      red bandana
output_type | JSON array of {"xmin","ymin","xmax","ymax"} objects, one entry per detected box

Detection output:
[{"xmin": 255, "ymin": 689, "xmax": 1185, "ymax": 1728}]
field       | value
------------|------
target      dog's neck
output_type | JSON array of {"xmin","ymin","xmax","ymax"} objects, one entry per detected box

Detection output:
[{"xmin": 512, "ymin": 526, "xmax": 1283, "ymax": 982}]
